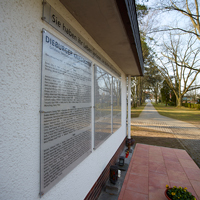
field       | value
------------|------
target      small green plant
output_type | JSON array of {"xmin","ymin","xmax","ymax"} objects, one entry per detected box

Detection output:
[{"xmin": 166, "ymin": 185, "xmax": 196, "ymax": 200}]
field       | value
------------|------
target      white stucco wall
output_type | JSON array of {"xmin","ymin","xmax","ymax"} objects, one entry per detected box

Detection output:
[{"xmin": 0, "ymin": 0, "xmax": 127, "ymax": 200}]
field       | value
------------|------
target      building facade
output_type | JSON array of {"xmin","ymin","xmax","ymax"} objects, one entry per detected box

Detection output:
[{"xmin": 0, "ymin": 0, "xmax": 143, "ymax": 199}]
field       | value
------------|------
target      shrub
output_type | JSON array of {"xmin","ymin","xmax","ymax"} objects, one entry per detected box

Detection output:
[{"xmin": 168, "ymin": 102, "xmax": 176, "ymax": 106}]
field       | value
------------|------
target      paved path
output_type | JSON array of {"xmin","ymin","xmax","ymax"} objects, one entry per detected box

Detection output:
[
  {"xmin": 119, "ymin": 144, "xmax": 200, "ymax": 200},
  {"xmin": 131, "ymin": 103, "xmax": 200, "ymax": 167}
]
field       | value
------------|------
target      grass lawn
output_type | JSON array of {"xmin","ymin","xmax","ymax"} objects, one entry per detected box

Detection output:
[
  {"xmin": 131, "ymin": 103, "xmax": 146, "ymax": 118},
  {"xmin": 153, "ymin": 103, "xmax": 200, "ymax": 127}
]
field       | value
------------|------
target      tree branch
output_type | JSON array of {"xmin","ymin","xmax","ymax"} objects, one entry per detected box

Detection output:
[{"xmin": 147, "ymin": 27, "xmax": 200, "ymax": 39}]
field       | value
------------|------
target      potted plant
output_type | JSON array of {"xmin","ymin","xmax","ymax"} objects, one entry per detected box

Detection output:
[{"xmin": 165, "ymin": 185, "xmax": 196, "ymax": 200}]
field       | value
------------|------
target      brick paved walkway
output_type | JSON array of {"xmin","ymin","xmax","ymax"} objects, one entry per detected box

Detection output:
[
  {"xmin": 131, "ymin": 103, "xmax": 200, "ymax": 167},
  {"xmin": 118, "ymin": 144, "xmax": 200, "ymax": 200}
]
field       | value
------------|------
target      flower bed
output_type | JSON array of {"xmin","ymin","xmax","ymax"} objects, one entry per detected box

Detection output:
[{"xmin": 165, "ymin": 185, "xmax": 196, "ymax": 200}]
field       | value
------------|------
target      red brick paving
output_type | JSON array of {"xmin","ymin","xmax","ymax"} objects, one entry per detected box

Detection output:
[{"xmin": 118, "ymin": 143, "xmax": 200, "ymax": 200}]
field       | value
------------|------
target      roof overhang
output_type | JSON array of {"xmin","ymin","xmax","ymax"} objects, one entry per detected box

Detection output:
[{"xmin": 60, "ymin": 0, "xmax": 144, "ymax": 76}]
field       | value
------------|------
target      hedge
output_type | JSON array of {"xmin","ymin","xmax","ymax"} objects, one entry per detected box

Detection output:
[{"xmin": 182, "ymin": 103, "xmax": 200, "ymax": 110}]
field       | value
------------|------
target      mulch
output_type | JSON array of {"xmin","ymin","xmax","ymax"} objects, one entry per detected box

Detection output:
[{"xmin": 131, "ymin": 126, "xmax": 185, "ymax": 150}]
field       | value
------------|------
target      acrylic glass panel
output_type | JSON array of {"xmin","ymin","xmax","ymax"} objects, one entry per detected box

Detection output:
[
  {"xmin": 94, "ymin": 65, "xmax": 112, "ymax": 148},
  {"xmin": 40, "ymin": 30, "xmax": 92, "ymax": 196},
  {"xmin": 112, "ymin": 77, "xmax": 121, "ymax": 133}
]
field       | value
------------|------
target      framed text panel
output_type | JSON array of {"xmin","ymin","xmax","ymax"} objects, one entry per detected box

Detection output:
[{"xmin": 40, "ymin": 30, "xmax": 92, "ymax": 196}]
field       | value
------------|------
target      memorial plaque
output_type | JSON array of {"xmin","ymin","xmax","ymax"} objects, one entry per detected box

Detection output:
[
  {"xmin": 40, "ymin": 30, "xmax": 92, "ymax": 196},
  {"xmin": 94, "ymin": 65, "xmax": 112, "ymax": 148}
]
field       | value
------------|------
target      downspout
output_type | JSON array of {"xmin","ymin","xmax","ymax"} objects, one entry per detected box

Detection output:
[{"xmin": 128, "ymin": 75, "xmax": 131, "ymax": 140}]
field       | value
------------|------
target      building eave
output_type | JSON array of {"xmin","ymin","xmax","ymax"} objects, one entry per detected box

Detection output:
[{"xmin": 60, "ymin": 0, "xmax": 144, "ymax": 76}]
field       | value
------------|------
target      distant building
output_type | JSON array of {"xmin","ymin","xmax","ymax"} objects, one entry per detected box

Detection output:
[{"xmin": 182, "ymin": 96, "xmax": 197, "ymax": 104}]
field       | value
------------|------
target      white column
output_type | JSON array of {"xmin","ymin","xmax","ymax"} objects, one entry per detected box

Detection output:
[
  {"xmin": 128, "ymin": 75, "xmax": 131, "ymax": 139},
  {"xmin": 135, "ymin": 77, "xmax": 137, "ymax": 103},
  {"xmin": 92, "ymin": 63, "xmax": 95, "ymax": 150},
  {"xmin": 111, "ymin": 77, "xmax": 113, "ymax": 133}
]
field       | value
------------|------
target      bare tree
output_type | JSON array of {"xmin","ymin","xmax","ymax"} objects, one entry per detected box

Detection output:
[
  {"xmin": 148, "ymin": 0, "xmax": 200, "ymax": 40},
  {"xmin": 168, "ymin": 0, "xmax": 200, "ymax": 40},
  {"xmin": 156, "ymin": 34, "xmax": 200, "ymax": 107}
]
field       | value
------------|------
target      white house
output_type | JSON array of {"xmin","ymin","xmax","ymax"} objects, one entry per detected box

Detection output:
[{"xmin": 0, "ymin": 0, "xmax": 143, "ymax": 199}]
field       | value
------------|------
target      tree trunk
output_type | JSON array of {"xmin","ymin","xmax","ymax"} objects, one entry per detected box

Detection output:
[
  {"xmin": 155, "ymin": 92, "xmax": 158, "ymax": 104},
  {"xmin": 155, "ymin": 83, "xmax": 158, "ymax": 104},
  {"xmin": 177, "ymin": 96, "xmax": 182, "ymax": 107}
]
